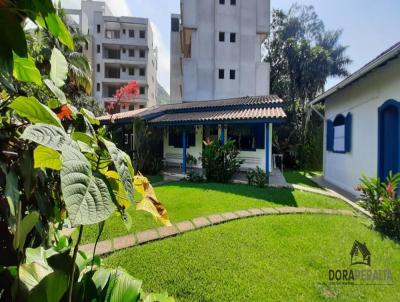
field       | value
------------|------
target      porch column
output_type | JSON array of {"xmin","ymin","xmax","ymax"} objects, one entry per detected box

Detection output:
[
  {"xmin": 265, "ymin": 123, "xmax": 270, "ymax": 175},
  {"xmin": 182, "ymin": 128, "xmax": 187, "ymax": 175},
  {"xmin": 220, "ymin": 124, "xmax": 225, "ymax": 144}
]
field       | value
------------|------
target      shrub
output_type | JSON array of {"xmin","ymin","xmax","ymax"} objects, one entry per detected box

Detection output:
[
  {"xmin": 246, "ymin": 167, "xmax": 268, "ymax": 187},
  {"xmin": 357, "ymin": 173, "xmax": 400, "ymax": 240},
  {"xmin": 201, "ymin": 140, "xmax": 244, "ymax": 183}
]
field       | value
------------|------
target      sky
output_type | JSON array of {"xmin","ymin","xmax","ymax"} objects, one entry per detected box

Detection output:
[{"xmin": 61, "ymin": 0, "xmax": 400, "ymax": 94}]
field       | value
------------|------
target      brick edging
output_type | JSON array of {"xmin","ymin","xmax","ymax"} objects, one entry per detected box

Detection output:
[{"xmin": 79, "ymin": 207, "xmax": 357, "ymax": 256}]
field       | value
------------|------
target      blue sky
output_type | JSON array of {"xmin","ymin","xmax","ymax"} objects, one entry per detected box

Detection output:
[{"xmin": 62, "ymin": 0, "xmax": 400, "ymax": 94}]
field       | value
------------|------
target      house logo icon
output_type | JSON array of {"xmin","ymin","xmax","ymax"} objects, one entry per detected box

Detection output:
[{"xmin": 350, "ymin": 240, "xmax": 371, "ymax": 266}]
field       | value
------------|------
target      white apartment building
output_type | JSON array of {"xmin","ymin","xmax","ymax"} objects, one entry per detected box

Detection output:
[
  {"xmin": 170, "ymin": 0, "xmax": 271, "ymax": 102},
  {"xmin": 67, "ymin": 1, "xmax": 158, "ymax": 111}
]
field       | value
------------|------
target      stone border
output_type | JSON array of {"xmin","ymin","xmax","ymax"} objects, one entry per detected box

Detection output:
[{"xmin": 79, "ymin": 207, "xmax": 357, "ymax": 256}]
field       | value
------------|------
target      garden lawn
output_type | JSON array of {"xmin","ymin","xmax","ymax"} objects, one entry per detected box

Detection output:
[
  {"xmin": 105, "ymin": 215, "xmax": 400, "ymax": 302},
  {"xmin": 284, "ymin": 170, "xmax": 322, "ymax": 188},
  {"xmin": 80, "ymin": 181, "xmax": 351, "ymax": 244}
]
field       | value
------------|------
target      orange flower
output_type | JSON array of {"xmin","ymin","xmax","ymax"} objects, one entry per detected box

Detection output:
[{"xmin": 56, "ymin": 104, "xmax": 73, "ymax": 120}]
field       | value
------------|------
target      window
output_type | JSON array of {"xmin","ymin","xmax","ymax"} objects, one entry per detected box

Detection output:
[
  {"xmin": 139, "ymin": 68, "xmax": 146, "ymax": 76},
  {"xmin": 139, "ymin": 30, "xmax": 146, "ymax": 38},
  {"xmin": 218, "ymin": 69, "xmax": 224, "ymax": 79},
  {"xmin": 230, "ymin": 69, "xmax": 236, "ymax": 80},
  {"xmin": 97, "ymin": 45, "xmax": 100, "ymax": 53},
  {"xmin": 122, "ymin": 29, "xmax": 126, "ymax": 34},
  {"xmin": 230, "ymin": 33, "xmax": 236, "ymax": 43},
  {"xmin": 122, "ymin": 48, "xmax": 126, "ymax": 54},
  {"xmin": 327, "ymin": 113, "xmax": 352, "ymax": 153},
  {"xmin": 129, "ymin": 49, "xmax": 135, "ymax": 57},
  {"xmin": 85, "ymin": 42, "xmax": 88, "ymax": 50},
  {"xmin": 219, "ymin": 0, "xmax": 225, "ymax": 4},
  {"xmin": 139, "ymin": 87, "xmax": 145, "ymax": 95},
  {"xmin": 139, "ymin": 49, "xmax": 145, "ymax": 58},
  {"xmin": 139, "ymin": 105, "xmax": 145, "ymax": 109},
  {"xmin": 228, "ymin": 124, "xmax": 265, "ymax": 151},
  {"xmin": 122, "ymin": 67, "xmax": 126, "ymax": 72},
  {"xmin": 169, "ymin": 127, "xmax": 196, "ymax": 148},
  {"xmin": 231, "ymin": 0, "xmax": 236, "ymax": 5},
  {"xmin": 96, "ymin": 64, "xmax": 100, "ymax": 72},
  {"xmin": 171, "ymin": 17, "xmax": 180, "ymax": 32},
  {"xmin": 96, "ymin": 83, "xmax": 100, "ymax": 91},
  {"xmin": 129, "ymin": 29, "xmax": 135, "ymax": 37},
  {"xmin": 219, "ymin": 32, "xmax": 225, "ymax": 42},
  {"xmin": 97, "ymin": 24, "xmax": 100, "ymax": 33},
  {"xmin": 129, "ymin": 68, "xmax": 135, "ymax": 76}
]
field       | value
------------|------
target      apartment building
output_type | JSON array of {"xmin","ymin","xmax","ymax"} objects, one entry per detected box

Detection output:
[
  {"xmin": 170, "ymin": 0, "xmax": 270, "ymax": 102},
  {"xmin": 67, "ymin": 1, "xmax": 158, "ymax": 111}
]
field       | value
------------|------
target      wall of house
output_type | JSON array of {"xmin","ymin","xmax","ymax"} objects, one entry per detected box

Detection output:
[
  {"xmin": 323, "ymin": 58, "xmax": 400, "ymax": 195},
  {"xmin": 163, "ymin": 123, "xmax": 273, "ymax": 172}
]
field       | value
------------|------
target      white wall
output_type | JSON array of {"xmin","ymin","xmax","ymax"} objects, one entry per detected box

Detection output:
[{"xmin": 324, "ymin": 58, "xmax": 400, "ymax": 195}]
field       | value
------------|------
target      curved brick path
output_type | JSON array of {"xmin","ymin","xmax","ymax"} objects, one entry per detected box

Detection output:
[{"xmin": 80, "ymin": 207, "xmax": 357, "ymax": 256}]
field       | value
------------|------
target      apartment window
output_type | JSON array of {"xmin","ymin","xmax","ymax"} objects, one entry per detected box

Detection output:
[
  {"xmin": 129, "ymin": 49, "xmax": 135, "ymax": 57},
  {"xmin": 231, "ymin": 0, "xmax": 236, "ymax": 5},
  {"xmin": 140, "ymin": 87, "xmax": 145, "ymax": 95},
  {"xmin": 96, "ymin": 83, "xmax": 100, "ymax": 91},
  {"xmin": 96, "ymin": 64, "xmax": 100, "ymax": 72},
  {"xmin": 129, "ymin": 29, "xmax": 135, "ymax": 37},
  {"xmin": 97, "ymin": 45, "xmax": 100, "ymax": 53},
  {"xmin": 129, "ymin": 68, "xmax": 135, "ymax": 76},
  {"xmin": 139, "ymin": 105, "xmax": 145, "ymax": 109},
  {"xmin": 171, "ymin": 17, "xmax": 179, "ymax": 32},
  {"xmin": 122, "ymin": 48, "xmax": 126, "ymax": 54},
  {"xmin": 139, "ymin": 68, "xmax": 146, "ymax": 76},
  {"xmin": 96, "ymin": 24, "xmax": 100, "ymax": 33},
  {"xmin": 230, "ymin": 33, "xmax": 236, "ymax": 43},
  {"xmin": 218, "ymin": 69, "xmax": 224, "ymax": 79},
  {"xmin": 139, "ymin": 30, "xmax": 146, "ymax": 39},
  {"xmin": 139, "ymin": 49, "xmax": 145, "ymax": 58},
  {"xmin": 219, "ymin": 0, "xmax": 225, "ymax": 4},
  {"xmin": 85, "ymin": 42, "xmax": 88, "ymax": 50},
  {"xmin": 219, "ymin": 32, "xmax": 225, "ymax": 42},
  {"xmin": 122, "ymin": 29, "xmax": 126, "ymax": 34},
  {"xmin": 122, "ymin": 67, "xmax": 126, "ymax": 72},
  {"xmin": 230, "ymin": 69, "xmax": 236, "ymax": 80}
]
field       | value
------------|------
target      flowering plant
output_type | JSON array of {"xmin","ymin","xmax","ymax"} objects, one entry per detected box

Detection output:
[
  {"xmin": 357, "ymin": 172, "xmax": 400, "ymax": 240},
  {"xmin": 105, "ymin": 81, "xmax": 139, "ymax": 112}
]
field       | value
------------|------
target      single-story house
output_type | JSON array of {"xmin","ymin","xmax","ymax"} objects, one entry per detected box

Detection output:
[
  {"xmin": 99, "ymin": 95, "xmax": 286, "ymax": 175},
  {"xmin": 310, "ymin": 41, "xmax": 400, "ymax": 196}
]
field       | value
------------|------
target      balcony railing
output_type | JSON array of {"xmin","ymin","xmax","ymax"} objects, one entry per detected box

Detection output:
[
  {"xmin": 105, "ymin": 30, "xmax": 120, "ymax": 39},
  {"xmin": 104, "ymin": 49, "xmax": 120, "ymax": 59}
]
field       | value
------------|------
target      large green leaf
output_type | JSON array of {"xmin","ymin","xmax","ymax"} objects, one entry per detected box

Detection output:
[
  {"xmin": 60, "ymin": 146, "xmax": 116, "ymax": 226},
  {"xmin": 21, "ymin": 124, "xmax": 72, "ymax": 151},
  {"xmin": 81, "ymin": 108, "xmax": 100, "ymax": 126},
  {"xmin": 13, "ymin": 211, "xmax": 39, "ymax": 251},
  {"xmin": 44, "ymin": 79, "xmax": 66, "ymax": 103},
  {"xmin": 107, "ymin": 269, "xmax": 142, "ymax": 302},
  {"xmin": 19, "ymin": 262, "xmax": 53, "ymax": 291},
  {"xmin": 28, "ymin": 271, "xmax": 68, "ymax": 302},
  {"xmin": 34, "ymin": 145, "xmax": 62, "ymax": 170},
  {"xmin": 13, "ymin": 53, "xmax": 42, "ymax": 85},
  {"xmin": 102, "ymin": 139, "xmax": 135, "ymax": 204},
  {"xmin": 50, "ymin": 48, "xmax": 68, "ymax": 87},
  {"xmin": 9, "ymin": 96, "xmax": 62, "ymax": 127},
  {"xmin": 36, "ymin": 13, "xmax": 74, "ymax": 50},
  {"xmin": 5, "ymin": 169, "xmax": 19, "ymax": 217}
]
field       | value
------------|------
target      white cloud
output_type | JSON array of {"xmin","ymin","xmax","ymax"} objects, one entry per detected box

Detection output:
[{"xmin": 151, "ymin": 21, "xmax": 170, "ymax": 94}]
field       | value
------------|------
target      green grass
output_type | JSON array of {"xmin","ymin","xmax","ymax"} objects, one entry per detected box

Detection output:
[
  {"xmin": 80, "ymin": 181, "xmax": 350, "ymax": 244},
  {"xmin": 104, "ymin": 215, "xmax": 400, "ymax": 302},
  {"xmin": 284, "ymin": 170, "xmax": 322, "ymax": 188}
]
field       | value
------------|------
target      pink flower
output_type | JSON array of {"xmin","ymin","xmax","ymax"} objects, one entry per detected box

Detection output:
[
  {"xmin": 113, "ymin": 81, "xmax": 139, "ymax": 101},
  {"xmin": 386, "ymin": 182, "xmax": 395, "ymax": 197}
]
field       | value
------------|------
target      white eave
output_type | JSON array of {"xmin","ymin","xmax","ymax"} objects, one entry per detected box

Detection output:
[{"xmin": 310, "ymin": 42, "xmax": 400, "ymax": 105}]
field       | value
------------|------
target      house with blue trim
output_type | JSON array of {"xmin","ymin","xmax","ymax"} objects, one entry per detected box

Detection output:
[
  {"xmin": 310, "ymin": 41, "xmax": 400, "ymax": 196},
  {"xmin": 99, "ymin": 95, "xmax": 286, "ymax": 176}
]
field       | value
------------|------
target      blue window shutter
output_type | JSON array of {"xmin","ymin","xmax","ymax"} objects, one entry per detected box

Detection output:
[
  {"xmin": 326, "ymin": 120, "xmax": 334, "ymax": 151},
  {"xmin": 345, "ymin": 113, "xmax": 352, "ymax": 152}
]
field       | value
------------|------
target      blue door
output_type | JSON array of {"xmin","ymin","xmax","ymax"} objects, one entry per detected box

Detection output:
[{"xmin": 378, "ymin": 100, "xmax": 400, "ymax": 180}]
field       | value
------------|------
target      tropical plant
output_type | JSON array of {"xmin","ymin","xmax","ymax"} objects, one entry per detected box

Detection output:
[
  {"xmin": 201, "ymin": 140, "xmax": 243, "ymax": 183},
  {"xmin": 357, "ymin": 173, "xmax": 400, "ymax": 241},
  {"xmin": 246, "ymin": 167, "xmax": 268, "ymax": 188},
  {"xmin": 264, "ymin": 4, "xmax": 351, "ymax": 170},
  {"xmin": 0, "ymin": 2, "xmax": 173, "ymax": 301}
]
